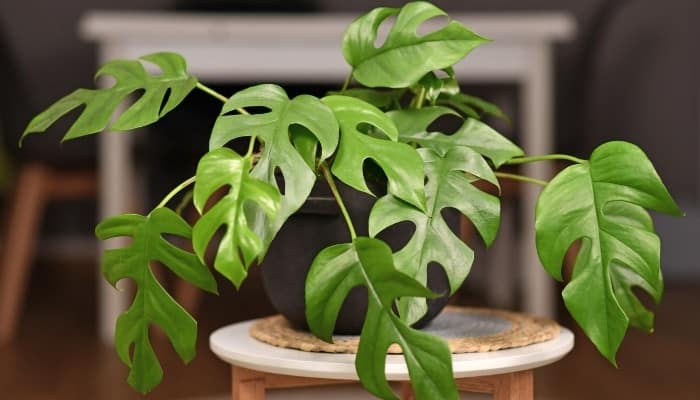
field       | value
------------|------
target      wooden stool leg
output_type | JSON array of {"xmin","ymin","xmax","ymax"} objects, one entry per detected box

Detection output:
[
  {"xmin": 232, "ymin": 366, "xmax": 266, "ymax": 400},
  {"xmin": 0, "ymin": 164, "xmax": 47, "ymax": 344},
  {"xmin": 492, "ymin": 371, "xmax": 533, "ymax": 400}
]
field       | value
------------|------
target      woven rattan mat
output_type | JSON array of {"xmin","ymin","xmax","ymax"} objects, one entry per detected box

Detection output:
[{"xmin": 250, "ymin": 306, "xmax": 559, "ymax": 354}]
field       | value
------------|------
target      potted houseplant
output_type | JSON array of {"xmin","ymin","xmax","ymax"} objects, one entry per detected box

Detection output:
[{"xmin": 20, "ymin": 2, "xmax": 681, "ymax": 399}]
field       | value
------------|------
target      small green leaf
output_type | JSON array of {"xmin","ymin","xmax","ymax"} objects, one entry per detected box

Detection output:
[
  {"xmin": 210, "ymin": 84, "xmax": 338, "ymax": 248},
  {"xmin": 440, "ymin": 92, "xmax": 510, "ymax": 122},
  {"xmin": 323, "ymin": 95, "xmax": 426, "ymax": 211},
  {"xmin": 389, "ymin": 106, "xmax": 523, "ymax": 167},
  {"xmin": 416, "ymin": 68, "xmax": 460, "ymax": 105},
  {"xmin": 193, "ymin": 148, "xmax": 281, "ymax": 288},
  {"xmin": 306, "ymin": 237, "xmax": 457, "ymax": 400},
  {"xmin": 95, "ymin": 208, "xmax": 217, "ymax": 393},
  {"xmin": 343, "ymin": 1, "xmax": 488, "ymax": 88},
  {"xmin": 369, "ymin": 147, "xmax": 500, "ymax": 323},
  {"xmin": 535, "ymin": 141, "xmax": 682, "ymax": 364},
  {"xmin": 22, "ymin": 52, "xmax": 197, "ymax": 143}
]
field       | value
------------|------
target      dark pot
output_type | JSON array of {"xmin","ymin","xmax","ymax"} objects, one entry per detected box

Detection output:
[{"xmin": 260, "ymin": 179, "xmax": 453, "ymax": 334}]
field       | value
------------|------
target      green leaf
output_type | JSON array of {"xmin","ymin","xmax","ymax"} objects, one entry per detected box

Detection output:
[
  {"xmin": 343, "ymin": 1, "xmax": 488, "ymax": 88},
  {"xmin": 535, "ymin": 141, "xmax": 682, "ymax": 364},
  {"xmin": 22, "ymin": 52, "xmax": 197, "ymax": 143},
  {"xmin": 305, "ymin": 237, "xmax": 457, "ymax": 400},
  {"xmin": 416, "ymin": 68, "xmax": 460, "ymax": 105},
  {"xmin": 95, "ymin": 208, "xmax": 217, "ymax": 393},
  {"xmin": 439, "ymin": 92, "xmax": 510, "ymax": 122},
  {"xmin": 192, "ymin": 148, "xmax": 281, "ymax": 288},
  {"xmin": 323, "ymin": 95, "xmax": 426, "ymax": 210},
  {"xmin": 210, "ymin": 84, "xmax": 338, "ymax": 247},
  {"xmin": 369, "ymin": 147, "xmax": 500, "ymax": 324},
  {"xmin": 389, "ymin": 106, "xmax": 523, "ymax": 167}
]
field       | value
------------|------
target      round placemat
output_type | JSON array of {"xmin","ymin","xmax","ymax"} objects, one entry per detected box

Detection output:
[{"xmin": 249, "ymin": 306, "xmax": 560, "ymax": 354}]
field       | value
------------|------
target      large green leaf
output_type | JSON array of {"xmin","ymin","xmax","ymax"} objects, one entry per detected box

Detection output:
[
  {"xmin": 305, "ymin": 237, "xmax": 457, "ymax": 400},
  {"xmin": 389, "ymin": 106, "xmax": 523, "ymax": 167},
  {"xmin": 95, "ymin": 208, "xmax": 217, "ymax": 393},
  {"xmin": 22, "ymin": 52, "xmax": 197, "ymax": 143},
  {"xmin": 323, "ymin": 95, "xmax": 426, "ymax": 210},
  {"xmin": 210, "ymin": 84, "xmax": 338, "ymax": 247},
  {"xmin": 369, "ymin": 147, "xmax": 500, "ymax": 324},
  {"xmin": 192, "ymin": 148, "xmax": 281, "ymax": 288},
  {"xmin": 342, "ymin": 1, "xmax": 488, "ymax": 88},
  {"xmin": 535, "ymin": 141, "xmax": 682, "ymax": 364}
]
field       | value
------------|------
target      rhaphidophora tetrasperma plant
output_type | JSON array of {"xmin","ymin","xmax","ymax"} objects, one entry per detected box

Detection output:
[{"xmin": 21, "ymin": 2, "xmax": 681, "ymax": 399}]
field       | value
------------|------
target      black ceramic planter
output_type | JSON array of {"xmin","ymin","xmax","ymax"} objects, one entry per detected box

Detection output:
[{"xmin": 260, "ymin": 179, "xmax": 453, "ymax": 334}]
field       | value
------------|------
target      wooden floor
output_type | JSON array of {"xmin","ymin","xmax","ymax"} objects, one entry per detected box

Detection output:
[{"xmin": 1, "ymin": 259, "xmax": 698, "ymax": 399}]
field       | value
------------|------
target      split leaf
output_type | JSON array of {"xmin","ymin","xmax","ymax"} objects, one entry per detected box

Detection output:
[
  {"xmin": 343, "ymin": 1, "xmax": 488, "ymax": 88},
  {"xmin": 305, "ymin": 237, "xmax": 457, "ymax": 400},
  {"xmin": 535, "ymin": 141, "xmax": 682, "ymax": 364},
  {"xmin": 22, "ymin": 52, "xmax": 197, "ymax": 143},
  {"xmin": 96, "ymin": 208, "xmax": 217, "ymax": 393},
  {"xmin": 370, "ymin": 147, "xmax": 500, "ymax": 323},
  {"xmin": 193, "ymin": 148, "xmax": 281, "ymax": 288}
]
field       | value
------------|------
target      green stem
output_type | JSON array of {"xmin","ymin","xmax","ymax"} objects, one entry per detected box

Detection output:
[
  {"xmin": 414, "ymin": 87, "xmax": 426, "ymax": 109},
  {"xmin": 157, "ymin": 176, "xmax": 196, "ymax": 209},
  {"xmin": 504, "ymin": 154, "xmax": 586, "ymax": 165},
  {"xmin": 495, "ymin": 172, "xmax": 547, "ymax": 187},
  {"xmin": 196, "ymin": 82, "xmax": 228, "ymax": 103},
  {"xmin": 341, "ymin": 71, "xmax": 353, "ymax": 92},
  {"xmin": 320, "ymin": 162, "xmax": 357, "ymax": 240},
  {"xmin": 246, "ymin": 135, "xmax": 257, "ymax": 157}
]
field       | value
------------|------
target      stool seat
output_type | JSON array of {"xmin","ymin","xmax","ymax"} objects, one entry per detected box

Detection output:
[{"xmin": 209, "ymin": 316, "xmax": 574, "ymax": 399}]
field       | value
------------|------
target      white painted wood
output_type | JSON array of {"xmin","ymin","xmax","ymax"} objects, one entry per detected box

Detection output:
[
  {"xmin": 210, "ymin": 320, "xmax": 574, "ymax": 381},
  {"xmin": 81, "ymin": 11, "xmax": 575, "ymax": 342}
]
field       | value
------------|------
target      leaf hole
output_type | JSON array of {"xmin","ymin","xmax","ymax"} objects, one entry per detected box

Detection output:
[
  {"xmin": 426, "ymin": 112, "xmax": 462, "ymax": 135},
  {"xmin": 376, "ymin": 220, "xmax": 415, "ymax": 253},
  {"xmin": 440, "ymin": 207, "xmax": 472, "ymax": 244},
  {"xmin": 433, "ymin": 69, "xmax": 451, "ymax": 79},
  {"xmin": 415, "ymin": 15, "xmax": 449, "ymax": 37},
  {"xmin": 374, "ymin": 15, "xmax": 396, "ymax": 48},
  {"xmin": 221, "ymin": 105, "xmax": 271, "ymax": 117},
  {"xmin": 356, "ymin": 122, "xmax": 392, "ymax": 140},
  {"xmin": 563, "ymin": 239, "xmax": 583, "ymax": 282},
  {"xmin": 159, "ymin": 87, "xmax": 172, "ymax": 115},
  {"xmin": 334, "ymin": 285, "xmax": 369, "ymax": 334},
  {"xmin": 274, "ymin": 167, "xmax": 286, "ymax": 196},
  {"xmin": 362, "ymin": 158, "xmax": 388, "ymax": 197},
  {"xmin": 631, "ymin": 285, "xmax": 657, "ymax": 310}
]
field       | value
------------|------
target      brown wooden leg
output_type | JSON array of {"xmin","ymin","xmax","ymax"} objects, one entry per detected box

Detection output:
[
  {"xmin": 0, "ymin": 164, "xmax": 47, "ymax": 344},
  {"xmin": 492, "ymin": 371, "xmax": 533, "ymax": 400},
  {"xmin": 232, "ymin": 366, "xmax": 266, "ymax": 400},
  {"xmin": 400, "ymin": 381, "xmax": 415, "ymax": 400}
]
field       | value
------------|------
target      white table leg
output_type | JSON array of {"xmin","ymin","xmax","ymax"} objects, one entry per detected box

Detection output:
[
  {"xmin": 97, "ymin": 45, "xmax": 134, "ymax": 344},
  {"xmin": 519, "ymin": 43, "xmax": 556, "ymax": 318}
]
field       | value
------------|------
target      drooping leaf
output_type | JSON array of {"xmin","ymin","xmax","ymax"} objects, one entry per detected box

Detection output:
[
  {"xmin": 535, "ymin": 141, "xmax": 682, "ymax": 364},
  {"xmin": 389, "ymin": 106, "xmax": 523, "ymax": 167},
  {"xmin": 192, "ymin": 148, "xmax": 281, "ymax": 288},
  {"xmin": 439, "ymin": 92, "xmax": 510, "ymax": 122},
  {"xmin": 22, "ymin": 52, "xmax": 197, "ymax": 143},
  {"xmin": 323, "ymin": 95, "xmax": 426, "ymax": 210},
  {"xmin": 369, "ymin": 147, "xmax": 500, "ymax": 323},
  {"xmin": 95, "ymin": 208, "xmax": 217, "ymax": 393},
  {"xmin": 305, "ymin": 237, "xmax": 457, "ymax": 400},
  {"xmin": 343, "ymin": 1, "xmax": 488, "ymax": 88},
  {"xmin": 210, "ymin": 84, "xmax": 338, "ymax": 247}
]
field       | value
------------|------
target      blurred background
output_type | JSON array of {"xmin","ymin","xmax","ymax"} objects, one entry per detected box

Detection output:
[{"xmin": 0, "ymin": 0, "xmax": 698, "ymax": 399}]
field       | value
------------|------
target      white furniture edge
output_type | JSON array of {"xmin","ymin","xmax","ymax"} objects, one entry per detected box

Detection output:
[
  {"xmin": 78, "ymin": 11, "xmax": 576, "ymax": 343},
  {"xmin": 210, "ymin": 320, "xmax": 575, "ymax": 381}
]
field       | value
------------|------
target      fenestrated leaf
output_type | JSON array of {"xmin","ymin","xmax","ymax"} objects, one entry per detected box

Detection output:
[
  {"xmin": 323, "ymin": 95, "xmax": 426, "ymax": 210},
  {"xmin": 389, "ymin": 106, "xmax": 523, "ymax": 167},
  {"xmin": 192, "ymin": 148, "xmax": 281, "ymax": 288},
  {"xmin": 22, "ymin": 52, "xmax": 197, "ymax": 143},
  {"xmin": 535, "ymin": 141, "xmax": 682, "ymax": 364},
  {"xmin": 210, "ymin": 84, "xmax": 338, "ymax": 247},
  {"xmin": 95, "ymin": 208, "xmax": 217, "ymax": 393},
  {"xmin": 369, "ymin": 147, "xmax": 500, "ymax": 324},
  {"xmin": 305, "ymin": 237, "xmax": 457, "ymax": 400},
  {"xmin": 343, "ymin": 1, "xmax": 488, "ymax": 88}
]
